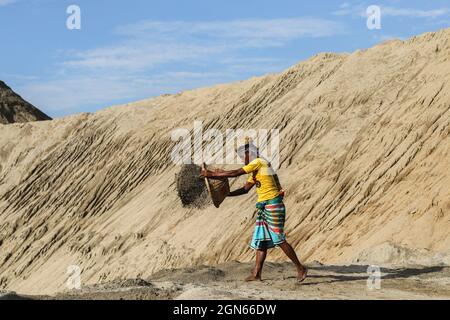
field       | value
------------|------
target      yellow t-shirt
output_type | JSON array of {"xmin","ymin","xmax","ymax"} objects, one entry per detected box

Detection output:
[{"xmin": 242, "ymin": 158, "xmax": 281, "ymax": 202}]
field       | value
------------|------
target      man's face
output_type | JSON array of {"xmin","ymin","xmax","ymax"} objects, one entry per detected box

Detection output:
[{"xmin": 239, "ymin": 151, "xmax": 250, "ymax": 165}]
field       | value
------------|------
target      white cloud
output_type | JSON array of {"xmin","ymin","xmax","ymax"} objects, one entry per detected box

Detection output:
[
  {"xmin": 64, "ymin": 18, "xmax": 345, "ymax": 71},
  {"xmin": 334, "ymin": 4, "xmax": 450, "ymax": 19},
  {"xmin": 19, "ymin": 72, "xmax": 240, "ymax": 113},
  {"xmin": 62, "ymin": 43, "xmax": 225, "ymax": 70},
  {"xmin": 20, "ymin": 55, "xmax": 289, "ymax": 113},
  {"xmin": 117, "ymin": 18, "xmax": 344, "ymax": 40},
  {"xmin": 0, "ymin": 73, "xmax": 39, "ymax": 81},
  {"xmin": 0, "ymin": 0, "xmax": 18, "ymax": 6},
  {"xmin": 382, "ymin": 7, "xmax": 450, "ymax": 19},
  {"xmin": 21, "ymin": 17, "xmax": 345, "ymax": 115},
  {"xmin": 333, "ymin": 3, "xmax": 366, "ymax": 16}
]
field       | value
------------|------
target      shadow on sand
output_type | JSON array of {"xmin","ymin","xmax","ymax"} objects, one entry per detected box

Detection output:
[{"xmin": 296, "ymin": 265, "xmax": 445, "ymax": 286}]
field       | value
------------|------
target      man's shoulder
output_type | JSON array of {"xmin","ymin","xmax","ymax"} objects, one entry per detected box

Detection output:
[
  {"xmin": 242, "ymin": 158, "xmax": 263, "ymax": 173},
  {"xmin": 255, "ymin": 157, "xmax": 269, "ymax": 166},
  {"xmin": 251, "ymin": 157, "xmax": 263, "ymax": 164},
  {"xmin": 244, "ymin": 158, "xmax": 262, "ymax": 166}
]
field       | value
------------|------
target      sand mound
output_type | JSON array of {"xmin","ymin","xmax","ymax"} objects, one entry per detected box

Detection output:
[
  {"xmin": 0, "ymin": 80, "xmax": 51, "ymax": 124},
  {"xmin": 0, "ymin": 291, "xmax": 30, "ymax": 300},
  {"xmin": 0, "ymin": 28, "xmax": 449, "ymax": 295},
  {"xmin": 354, "ymin": 242, "xmax": 450, "ymax": 267}
]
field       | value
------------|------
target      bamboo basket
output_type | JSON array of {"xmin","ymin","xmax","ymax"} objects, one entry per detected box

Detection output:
[{"xmin": 203, "ymin": 163, "xmax": 230, "ymax": 208}]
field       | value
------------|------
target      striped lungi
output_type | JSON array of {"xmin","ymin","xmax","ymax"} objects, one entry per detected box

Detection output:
[{"xmin": 250, "ymin": 196, "xmax": 286, "ymax": 250}]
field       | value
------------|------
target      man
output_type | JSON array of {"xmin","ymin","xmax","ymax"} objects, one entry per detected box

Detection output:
[{"xmin": 201, "ymin": 141, "xmax": 307, "ymax": 282}]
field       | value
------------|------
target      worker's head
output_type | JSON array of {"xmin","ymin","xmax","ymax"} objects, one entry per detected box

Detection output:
[{"xmin": 237, "ymin": 141, "xmax": 259, "ymax": 165}]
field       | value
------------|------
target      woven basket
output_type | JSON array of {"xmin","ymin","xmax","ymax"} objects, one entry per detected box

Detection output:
[{"xmin": 203, "ymin": 164, "xmax": 230, "ymax": 208}]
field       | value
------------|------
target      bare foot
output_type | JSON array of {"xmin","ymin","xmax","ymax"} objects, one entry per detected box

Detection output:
[
  {"xmin": 245, "ymin": 274, "xmax": 262, "ymax": 282},
  {"xmin": 297, "ymin": 267, "xmax": 308, "ymax": 283}
]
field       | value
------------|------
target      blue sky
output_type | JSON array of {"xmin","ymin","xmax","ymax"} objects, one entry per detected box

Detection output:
[{"xmin": 1, "ymin": 0, "xmax": 449, "ymax": 118}]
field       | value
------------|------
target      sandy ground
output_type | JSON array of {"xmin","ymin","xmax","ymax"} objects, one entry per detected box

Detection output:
[{"xmin": 3, "ymin": 262, "xmax": 449, "ymax": 300}]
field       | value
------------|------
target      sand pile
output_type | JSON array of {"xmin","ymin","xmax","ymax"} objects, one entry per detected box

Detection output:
[
  {"xmin": 0, "ymin": 80, "xmax": 51, "ymax": 124},
  {"xmin": 354, "ymin": 242, "xmax": 450, "ymax": 267},
  {"xmin": 0, "ymin": 28, "xmax": 449, "ymax": 295},
  {"xmin": 176, "ymin": 164, "xmax": 210, "ymax": 208},
  {"xmin": 0, "ymin": 291, "xmax": 30, "ymax": 300}
]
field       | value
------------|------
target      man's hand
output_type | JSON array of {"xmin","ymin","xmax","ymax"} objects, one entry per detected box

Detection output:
[{"xmin": 200, "ymin": 168, "xmax": 210, "ymax": 178}]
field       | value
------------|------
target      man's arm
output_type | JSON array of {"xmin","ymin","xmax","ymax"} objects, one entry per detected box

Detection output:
[
  {"xmin": 228, "ymin": 182, "xmax": 255, "ymax": 197},
  {"xmin": 201, "ymin": 168, "xmax": 246, "ymax": 178}
]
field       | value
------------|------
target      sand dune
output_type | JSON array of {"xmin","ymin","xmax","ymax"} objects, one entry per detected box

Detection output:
[{"xmin": 0, "ymin": 28, "xmax": 449, "ymax": 296}]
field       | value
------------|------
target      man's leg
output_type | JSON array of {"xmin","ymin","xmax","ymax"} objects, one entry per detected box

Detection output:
[
  {"xmin": 278, "ymin": 241, "xmax": 308, "ymax": 282},
  {"xmin": 245, "ymin": 248, "xmax": 267, "ymax": 281}
]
